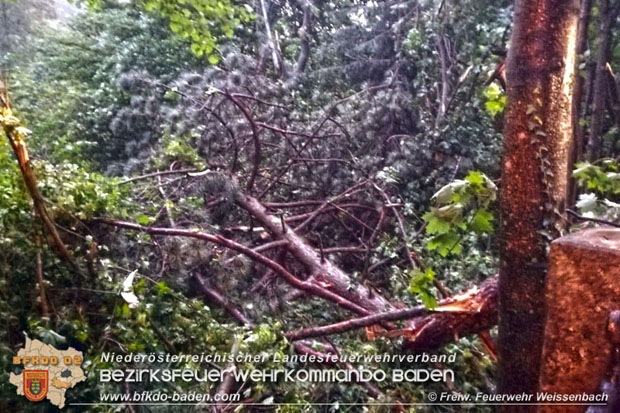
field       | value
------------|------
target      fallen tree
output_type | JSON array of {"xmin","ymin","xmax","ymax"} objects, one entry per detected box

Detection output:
[
  {"xmin": 94, "ymin": 217, "xmax": 375, "ymax": 317},
  {"xmin": 403, "ymin": 276, "xmax": 497, "ymax": 351},
  {"xmin": 233, "ymin": 188, "xmax": 396, "ymax": 313},
  {"xmin": 94, "ymin": 217, "xmax": 499, "ymax": 351},
  {"xmin": 286, "ymin": 275, "xmax": 498, "ymax": 349}
]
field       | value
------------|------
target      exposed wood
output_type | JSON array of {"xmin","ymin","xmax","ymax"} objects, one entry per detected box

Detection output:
[
  {"xmin": 403, "ymin": 276, "xmax": 497, "ymax": 351},
  {"xmin": 285, "ymin": 276, "xmax": 497, "ymax": 342},
  {"xmin": 538, "ymin": 229, "xmax": 620, "ymax": 413},
  {"xmin": 1, "ymin": 103, "xmax": 80, "ymax": 272}
]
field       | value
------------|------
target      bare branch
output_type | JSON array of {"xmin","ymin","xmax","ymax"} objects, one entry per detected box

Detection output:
[
  {"xmin": 93, "ymin": 217, "xmax": 374, "ymax": 316},
  {"xmin": 567, "ymin": 209, "xmax": 620, "ymax": 228},
  {"xmin": 192, "ymin": 273, "xmax": 254, "ymax": 326},
  {"xmin": 119, "ymin": 168, "xmax": 203, "ymax": 185},
  {"xmin": 285, "ymin": 277, "xmax": 497, "ymax": 342},
  {"xmin": 223, "ymin": 92, "xmax": 262, "ymax": 194}
]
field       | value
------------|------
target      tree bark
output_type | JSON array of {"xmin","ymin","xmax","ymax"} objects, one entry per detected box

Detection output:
[
  {"xmin": 234, "ymin": 192, "xmax": 396, "ymax": 313},
  {"xmin": 586, "ymin": 0, "xmax": 620, "ymax": 160},
  {"xmin": 293, "ymin": 0, "xmax": 314, "ymax": 76},
  {"xmin": 93, "ymin": 218, "xmax": 375, "ymax": 316},
  {"xmin": 95, "ymin": 216, "xmax": 501, "ymax": 352},
  {"xmin": 569, "ymin": 0, "xmax": 593, "ymax": 204},
  {"xmin": 498, "ymin": 0, "xmax": 579, "ymax": 408},
  {"xmin": 1, "ymin": 105, "xmax": 80, "ymax": 272}
]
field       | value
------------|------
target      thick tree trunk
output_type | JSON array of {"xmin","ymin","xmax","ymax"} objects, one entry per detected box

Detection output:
[
  {"xmin": 586, "ymin": 0, "xmax": 620, "ymax": 160},
  {"xmin": 498, "ymin": 0, "xmax": 578, "ymax": 408}
]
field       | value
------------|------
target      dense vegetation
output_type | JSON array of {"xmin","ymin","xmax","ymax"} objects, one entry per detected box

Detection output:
[{"xmin": 1, "ymin": 0, "xmax": 619, "ymax": 411}]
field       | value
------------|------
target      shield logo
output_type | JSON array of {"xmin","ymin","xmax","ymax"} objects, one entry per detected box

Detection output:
[{"xmin": 23, "ymin": 370, "xmax": 48, "ymax": 402}]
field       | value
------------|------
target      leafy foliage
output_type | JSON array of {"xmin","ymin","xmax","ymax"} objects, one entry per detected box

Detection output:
[
  {"xmin": 423, "ymin": 171, "xmax": 497, "ymax": 257},
  {"xmin": 409, "ymin": 268, "xmax": 437, "ymax": 309},
  {"xmin": 573, "ymin": 159, "xmax": 620, "ymax": 196},
  {"xmin": 142, "ymin": 0, "xmax": 253, "ymax": 61},
  {"xmin": 12, "ymin": 5, "xmax": 201, "ymax": 168},
  {"xmin": 573, "ymin": 160, "xmax": 620, "ymax": 221},
  {"xmin": 483, "ymin": 83, "xmax": 506, "ymax": 116},
  {"xmin": 81, "ymin": 0, "xmax": 252, "ymax": 61}
]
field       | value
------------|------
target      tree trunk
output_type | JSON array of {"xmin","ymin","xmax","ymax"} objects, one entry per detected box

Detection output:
[
  {"xmin": 293, "ymin": 0, "xmax": 314, "ymax": 76},
  {"xmin": 234, "ymin": 192, "xmax": 396, "ymax": 312},
  {"xmin": 586, "ymin": 0, "xmax": 620, "ymax": 160},
  {"xmin": 497, "ymin": 0, "xmax": 579, "ymax": 409},
  {"xmin": 1, "ymin": 104, "xmax": 80, "ymax": 272},
  {"xmin": 569, "ymin": 0, "xmax": 593, "ymax": 204}
]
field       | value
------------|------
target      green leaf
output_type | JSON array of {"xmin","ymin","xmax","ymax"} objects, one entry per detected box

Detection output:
[
  {"xmin": 419, "ymin": 292, "xmax": 438, "ymax": 309},
  {"xmin": 470, "ymin": 209, "xmax": 494, "ymax": 234},
  {"xmin": 425, "ymin": 215, "xmax": 451, "ymax": 235},
  {"xmin": 427, "ymin": 233, "xmax": 461, "ymax": 256},
  {"xmin": 136, "ymin": 214, "xmax": 152, "ymax": 225},
  {"xmin": 207, "ymin": 54, "xmax": 220, "ymax": 64},
  {"xmin": 409, "ymin": 269, "xmax": 438, "ymax": 309},
  {"xmin": 156, "ymin": 281, "xmax": 172, "ymax": 295},
  {"xmin": 465, "ymin": 170, "xmax": 484, "ymax": 185},
  {"xmin": 191, "ymin": 43, "xmax": 204, "ymax": 56}
]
